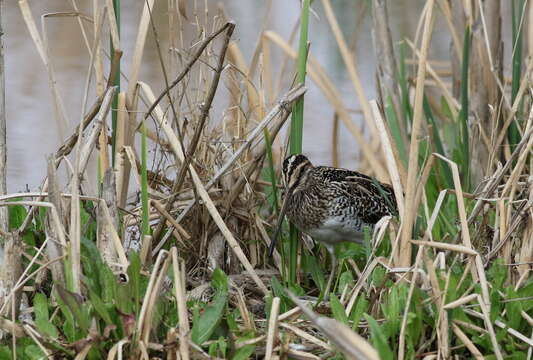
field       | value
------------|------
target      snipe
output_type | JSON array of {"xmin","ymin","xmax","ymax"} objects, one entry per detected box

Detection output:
[{"xmin": 269, "ymin": 154, "xmax": 397, "ymax": 299}]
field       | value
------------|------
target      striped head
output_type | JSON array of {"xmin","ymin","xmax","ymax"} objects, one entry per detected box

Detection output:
[{"xmin": 282, "ymin": 154, "xmax": 313, "ymax": 193}]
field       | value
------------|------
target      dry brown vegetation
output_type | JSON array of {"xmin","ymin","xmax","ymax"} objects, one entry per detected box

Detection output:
[{"xmin": 0, "ymin": 0, "xmax": 531, "ymax": 359}]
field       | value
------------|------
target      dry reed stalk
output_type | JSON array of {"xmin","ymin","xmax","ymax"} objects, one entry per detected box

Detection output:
[
  {"xmin": 97, "ymin": 169, "xmax": 119, "ymax": 267},
  {"xmin": 410, "ymin": 240, "xmax": 478, "ymax": 256},
  {"xmin": 18, "ymin": 0, "xmax": 69, "ymax": 139},
  {"xmin": 261, "ymin": 35, "xmax": 274, "ymax": 107},
  {"xmin": 344, "ymin": 258, "xmax": 379, "ymax": 314},
  {"xmin": 399, "ymin": 188, "xmax": 451, "ymax": 360},
  {"xmin": 70, "ymin": 86, "xmax": 115, "ymax": 292},
  {"xmin": 136, "ymin": 250, "xmax": 168, "ymax": 339},
  {"xmin": 0, "ymin": 233, "xmax": 22, "ymax": 319},
  {"xmin": 114, "ymin": 91, "xmax": 128, "ymax": 207},
  {"xmin": 45, "ymin": 157, "xmax": 66, "ymax": 285},
  {"xmin": 439, "ymin": 270, "xmax": 452, "ymax": 358},
  {"xmin": 452, "ymin": 323, "xmax": 484, "ymax": 359},
  {"xmin": 400, "ymin": 0, "xmax": 435, "ymax": 269},
  {"xmin": 142, "ymin": 254, "xmax": 171, "ymax": 345},
  {"xmin": 321, "ymin": 0, "xmax": 377, "ymax": 138},
  {"xmin": 99, "ymin": 117, "xmax": 111, "ymax": 173},
  {"xmin": 372, "ymin": 0, "xmax": 406, "ymax": 144},
  {"xmin": 332, "ymin": 112, "xmax": 339, "ymax": 167},
  {"xmin": 370, "ymin": 101, "xmax": 405, "ymax": 219},
  {"xmin": 126, "ymin": 0, "xmax": 155, "ymax": 106},
  {"xmin": 0, "ymin": 317, "xmax": 24, "ymax": 338},
  {"xmin": 171, "ymin": 248, "xmax": 190, "ymax": 360},
  {"xmin": 265, "ymin": 297, "xmax": 280, "ymax": 359},
  {"xmin": 518, "ymin": 178, "xmax": 533, "ymax": 278},
  {"xmin": 279, "ymin": 322, "xmax": 331, "ymax": 351},
  {"xmin": 90, "ymin": 0, "xmax": 105, "ymax": 95},
  {"xmin": 96, "ymin": 197, "xmax": 128, "ymax": 268},
  {"xmin": 0, "ymin": 0, "xmax": 5, "ymax": 235},
  {"xmin": 434, "ymin": 153, "xmax": 504, "ymax": 359},
  {"xmin": 443, "ymin": 293, "xmax": 479, "ymax": 309}
]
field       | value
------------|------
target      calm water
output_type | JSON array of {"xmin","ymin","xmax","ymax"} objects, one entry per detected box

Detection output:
[{"xmin": 6, "ymin": 0, "xmax": 510, "ymax": 193}]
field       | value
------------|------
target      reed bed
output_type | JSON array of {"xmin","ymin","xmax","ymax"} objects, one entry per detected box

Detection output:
[{"xmin": 0, "ymin": 1, "xmax": 531, "ymax": 359}]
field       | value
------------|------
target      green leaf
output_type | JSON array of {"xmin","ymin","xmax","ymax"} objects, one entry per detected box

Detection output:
[
  {"xmin": 34, "ymin": 293, "xmax": 59, "ymax": 339},
  {"xmin": 88, "ymin": 289, "xmax": 113, "ymax": 325},
  {"xmin": 350, "ymin": 297, "xmax": 368, "ymax": 331},
  {"xmin": 232, "ymin": 344, "xmax": 256, "ymax": 360},
  {"xmin": 330, "ymin": 294, "xmax": 348, "ymax": 324},
  {"xmin": 338, "ymin": 270, "xmax": 354, "ymax": 295},
  {"xmin": 365, "ymin": 314, "xmax": 393, "ymax": 360},
  {"xmin": 128, "ymin": 251, "xmax": 141, "ymax": 315},
  {"xmin": 305, "ymin": 254, "xmax": 325, "ymax": 292},
  {"xmin": 55, "ymin": 285, "xmax": 90, "ymax": 334},
  {"xmin": 385, "ymin": 95, "xmax": 408, "ymax": 166},
  {"xmin": 24, "ymin": 345, "xmax": 47, "ymax": 359},
  {"xmin": 0, "ymin": 346, "xmax": 11, "ymax": 359},
  {"xmin": 8, "ymin": 202, "xmax": 27, "ymax": 230},
  {"xmin": 191, "ymin": 269, "xmax": 229, "ymax": 345}
]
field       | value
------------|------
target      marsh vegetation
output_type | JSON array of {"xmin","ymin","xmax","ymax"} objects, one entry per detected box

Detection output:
[{"xmin": 0, "ymin": 0, "xmax": 532, "ymax": 359}]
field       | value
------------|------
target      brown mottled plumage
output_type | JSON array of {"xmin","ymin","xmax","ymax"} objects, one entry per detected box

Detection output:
[{"xmin": 269, "ymin": 154, "xmax": 397, "ymax": 299}]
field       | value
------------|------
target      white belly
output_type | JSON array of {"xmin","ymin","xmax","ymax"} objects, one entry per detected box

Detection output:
[{"xmin": 306, "ymin": 216, "xmax": 365, "ymax": 245}]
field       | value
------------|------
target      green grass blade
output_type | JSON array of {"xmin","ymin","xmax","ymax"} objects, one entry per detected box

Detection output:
[
  {"xmin": 385, "ymin": 96, "xmax": 408, "ymax": 166},
  {"xmin": 423, "ymin": 95, "xmax": 453, "ymax": 188},
  {"xmin": 398, "ymin": 40, "xmax": 413, "ymax": 126},
  {"xmin": 459, "ymin": 25, "xmax": 471, "ymax": 190}
]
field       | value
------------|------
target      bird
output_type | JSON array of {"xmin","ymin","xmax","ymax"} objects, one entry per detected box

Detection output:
[{"xmin": 269, "ymin": 154, "xmax": 397, "ymax": 299}]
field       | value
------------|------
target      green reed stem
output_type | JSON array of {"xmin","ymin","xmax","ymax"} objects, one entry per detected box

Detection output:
[{"xmin": 287, "ymin": 0, "xmax": 310, "ymax": 286}]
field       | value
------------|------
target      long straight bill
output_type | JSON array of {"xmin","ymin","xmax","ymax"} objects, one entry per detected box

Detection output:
[{"xmin": 268, "ymin": 190, "xmax": 292, "ymax": 257}]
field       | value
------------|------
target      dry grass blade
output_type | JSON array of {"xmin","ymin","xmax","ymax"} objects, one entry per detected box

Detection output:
[
  {"xmin": 126, "ymin": 0, "xmax": 155, "ymax": 104},
  {"xmin": 370, "ymin": 100, "xmax": 405, "ymax": 219},
  {"xmin": 322, "ymin": 0, "xmax": 376, "ymax": 137},
  {"xmin": 265, "ymin": 297, "xmax": 280, "ymax": 359},
  {"xmin": 400, "ymin": 0, "xmax": 435, "ymax": 268},
  {"xmin": 452, "ymin": 323, "xmax": 484, "ymax": 360},
  {"xmin": 288, "ymin": 291, "xmax": 379, "ymax": 360},
  {"xmin": 410, "ymin": 240, "xmax": 478, "ymax": 256},
  {"xmin": 18, "ymin": 0, "xmax": 68, "ymax": 137}
]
